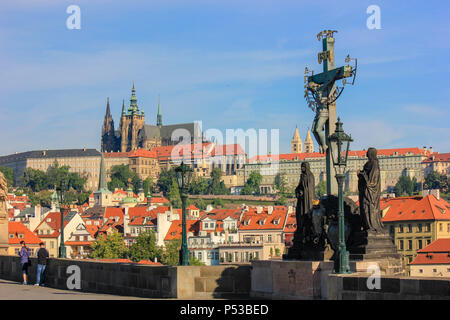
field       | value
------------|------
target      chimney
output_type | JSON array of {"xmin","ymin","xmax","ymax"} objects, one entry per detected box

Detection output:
[
  {"xmin": 268, "ymin": 206, "xmax": 273, "ymax": 215},
  {"xmin": 429, "ymin": 147, "xmax": 433, "ymax": 154},
  {"xmin": 256, "ymin": 206, "xmax": 263, "ymax": 214}
]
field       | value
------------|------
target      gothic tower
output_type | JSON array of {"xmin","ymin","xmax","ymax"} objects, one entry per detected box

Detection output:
[
  {"xmin": 291, "ymin": 126, "xmax": 303, "ymax": 153},
  {"xmin": 120, "ymin": 83, "xmax": 145, "ymax": 152},
  {"xmin": 101, "ymin": 98, "xmax": 117, "ymax": 152},
  {"xmin": 304, "ymin": 129, "xmax": 314, "ymax": 153},
  {"xmin": 157, "ymin": 95, "xmax": 162, "ymax": 127}
]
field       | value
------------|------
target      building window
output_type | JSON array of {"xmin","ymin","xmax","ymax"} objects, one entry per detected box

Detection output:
[
  {"xmin": 439, "ymin": 223, "xmax": 443, "ymax": 232},
  {"xmin": 399, "ymin": 240, "xmax": 404, "ymax": 250},
  {"xmin": 408, "ymin": 224, "xmax": 412, "ymax": 233},
  {"xmin": 418, "ymin": 224, "xmax": 422, "ymax": 232},
  {"xmin": 408, "ymin": 240, "xmax": 413, "ymax": 250},
  {"xmin": 419, "ymin": 269, "xmax": 423, "ymax": 273},
  {"xmin": 418, "ymin": 240, "xmax": 423, "ymax": 250},
  {"xmin": 399, "ymin": 225, "xmax": 403, "ymax": 233},
  {"xmin": 426, "ymin": 223, "xmax": 431, "ymax": 232}
]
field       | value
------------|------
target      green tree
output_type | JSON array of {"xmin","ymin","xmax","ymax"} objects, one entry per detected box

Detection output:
[
  {"xmin": 128, "ymin": 230, "xmax": 163, "ymax": 262},
  {"xmin": 212, "ymin": 198, "xmax": 224, "ymax": 208},
  {"xmin": 275, "ymin": 196, "xmax": 287, "ymax": 206},
  {"xmin": 90, "ymin": 231, "xmax": 128, "ymax": 259},
  {"xmin": 108, "ymin": 164, "xmax": 141, "ymax": 193},
  {"xmin": 161, "ymin": 239, "xmax": 182, "ymax": 266},
  {"xmin": 208, "ymin": 168, "xmax": 230, "ymax": 195},
  {"xmin": 190, "ymin": 176, "xmax": 209, "ymax": 195},
  {"xmin": 168, "ymin": 179, "xmax": 182, "ymax": 208},
  {"xmin": 156, "ymin": 168, "xmax": 176, "ymax": 195},
  {"xmin": 142, "ymin": 177, "xmax": 153, "ymax": 197},
  {"xmin": 273, "ymin": 172, "xmax": 287, "ymax": 194},
  {"xmin": 190, "ymin": 256, "xmax": 205, "ymax": 266},
  {"xmin": 394, "ymin": 175, "xmax": 417, "ymax": 196},
  {"xmin": 193, "ymin": 198, "xmax": 207, "ymax": 210},
  {"xmin": 424, "ymin": 171, "xmax": 449, "ymax": 193},
  {"xmin": 22, "ymin": 168, "xmax": 47, "ymax": 192},
  {"xmin": 315, "ymin": 180, "xmax": 327, "ymax": 198},
  {"xmin": 0, "ymin": 166, "xmax": 14, "ymax": 187},
  {"xmin": 240, "ymin": 171, "xmax": 263, "ymax": 195}
]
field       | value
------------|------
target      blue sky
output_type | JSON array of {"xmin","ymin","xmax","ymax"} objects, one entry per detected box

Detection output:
[{"xmin": 1, "ymin": 0, "xmax": 449, "ymax": 157}]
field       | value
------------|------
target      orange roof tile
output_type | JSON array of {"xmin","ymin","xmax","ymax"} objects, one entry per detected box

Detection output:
[
  {"xmin": 164, "ymin": 220, "xmax": 200, "ymax": 240},
  {"xmin": 8, "ymin": 222, "xmax": 42, "ymax": 245},
  {"xmin": 382, "ymin": 195, "xmax": 450, "ymax": 222}
]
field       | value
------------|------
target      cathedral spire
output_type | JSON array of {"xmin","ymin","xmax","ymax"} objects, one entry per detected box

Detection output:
[
  {"xmin": 157, "ymin": 95, "xmax": 162, "ymax": 127},
  {"xmin": 129, "ymin": 81, "xmax": 139, "ymax": 115},
  {"xmin": 121, "ymin": 99, "xmax": 125, "ymax": 116}
]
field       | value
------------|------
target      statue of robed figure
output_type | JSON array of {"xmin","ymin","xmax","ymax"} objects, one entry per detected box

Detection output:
[
  {"xmin": 358, "ymin": 147, "xmax": 384, "ymax": 232},
  {"xmin": 295, "ymin": 162, "xmax": 315, "ymax": 239}
]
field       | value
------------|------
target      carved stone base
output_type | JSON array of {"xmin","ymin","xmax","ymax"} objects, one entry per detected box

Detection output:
[
  {"xmin": 347, "ymin": 229, "xmax": 405, "ymax": 275},
  {"xmin": 283, "ymin": 232, "xmax": 332, "ymax": 261}
]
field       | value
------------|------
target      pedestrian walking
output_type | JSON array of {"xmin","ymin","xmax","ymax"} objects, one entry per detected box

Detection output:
[
  {"xmin": 35, "ymin": 242, "xmax": 49, "ymax": 286},
  {"xmin": 19, "ymin": 241, "xmax": 31, "ymax": 285}
]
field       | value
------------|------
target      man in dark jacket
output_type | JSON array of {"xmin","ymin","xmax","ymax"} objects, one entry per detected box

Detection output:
[{"xmin": 35, "ymin": 242, "xmax": 49, "ymax": 286}]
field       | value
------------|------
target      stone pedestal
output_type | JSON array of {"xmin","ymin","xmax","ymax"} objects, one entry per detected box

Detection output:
[
  {"xmin": 251, "ymin": 260, "xmax": 335, "ymax": 300},
  {"xmin": 0, "ymin": 221, "xmax": 7, "ymax": 255},
  {"xmin": 348, "ymin": 230, "xmax": 405, "ymax": 275}
]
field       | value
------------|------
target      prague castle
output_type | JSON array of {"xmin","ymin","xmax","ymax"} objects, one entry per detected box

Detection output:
[{"xmin": 101, "ymin": 83, "xmax": 202, "ymax": 152}]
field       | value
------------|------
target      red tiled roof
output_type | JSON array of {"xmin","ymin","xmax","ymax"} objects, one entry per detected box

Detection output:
[
  {"xmin": 65, "ymin": 241, "xmax": 92, "ymax": 246},
  {"xmin": 249, "ymin": 152, "xmax": 324, "ymax": 163},
  {"xmin": 34, "ymin": 211, "xmax": 72, "ymax": 237},
  {"xmin": 137, "ymin": 259, "xmax": 163, "ymax": 266},
  {"xmin": 187, "ymin": 204, "xmax": 199, "ymax": 210},
  {"xmin": 249, "ymin": 147, "xmax": 428, "ymax": 163},
  {"xmin": 410, "ymin": 239, "xmax": 450, "ymax": 266},
  {"xmin": 422, "ymin": 153, "xmax": 450, "ymax": 163},
  {"xmin": 240, "ymin": 206, "xmax": 288, "ymax": 230},
  {"xmin": 150, "ymin": 197, "xmax": 169, "ymax": 204},
  {"xmin": 382, "ymin": 195, "xmax": 450, "ymax": 222},
  {"xmin": 284, "ymin": 213, "xmax": 297, "ymax": 233},
  {"xmin": 164, "ymin": 220, "xmax": 200, "ymax": 240},
  {"xmin": 104, "ymin": 207, "xmax": 125, "ymax": 220},
  {"xmin": 417, "ymin": 238, "xmax": 450, "ymax": 254},
  {"xmin": 8, "ymin": 222, "xmax": 42, "ymax": 245},
  {"xmin": 128, "ymin": 149, "xmax": 157, "ymax": 158}
]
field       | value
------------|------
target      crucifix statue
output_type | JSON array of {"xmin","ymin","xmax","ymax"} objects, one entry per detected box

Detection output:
[{"xmin": 304, "ymin": 30, "xmax": 357, "ymax": 196}]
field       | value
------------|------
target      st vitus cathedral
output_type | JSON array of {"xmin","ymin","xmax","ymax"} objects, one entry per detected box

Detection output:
[{"xmin": 101, "ymin": 83, "xmax": 202, "ymax": 152}]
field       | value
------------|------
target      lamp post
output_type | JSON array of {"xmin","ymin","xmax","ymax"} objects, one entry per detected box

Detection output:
[
  {"xmin": 56, "ymin": 177, "xmax": 69, "ymax": 259},
  {"xmin": 328, "ymin": 117, "xmax": 353, "ymax": 274},
  {"xmin": 175, "ymin": 162, "xmax": 193, "ymax": 266}
]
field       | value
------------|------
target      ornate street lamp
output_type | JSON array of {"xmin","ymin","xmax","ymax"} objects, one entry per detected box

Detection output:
[
  {"xmin": 56, "ymin": 176, "xmax": 69, "ymax": 259},
  {"xmin": 175, "ymin": 162, "xmax": 193, "ymax": 266},
  {"xmin": 328, "ymin": 117, "xmax": 353, "ymax": 274}
]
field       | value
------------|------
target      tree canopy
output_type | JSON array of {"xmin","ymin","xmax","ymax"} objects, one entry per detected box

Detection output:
[
  {"xmin": 394, "ymin": 175, "xmax": 418, "ymax": 197},
  {"xmin": 89, "ymin": 231, "xmax": 128, "ymax": 259},
  {"xmin": 107, "ymin": 164, "xmax": 141, "ymax": 193},
  {"xmin": 127, "ymin": 230, "xmax": 163, "ymax": 262},
  {"xmin": 0, "ymin": 166, "xmax": 14, "ymax": 187},
  {"xmin": 424, "ymin": 171, "xmax": 448, "ymax": 193},
  {"xmin": 240, "ymin": 171, "xmax": 263, "ymax": 195},
  {"xmin": 21, "ymin": 160, "xmax": 87, "ymax": 192}
]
